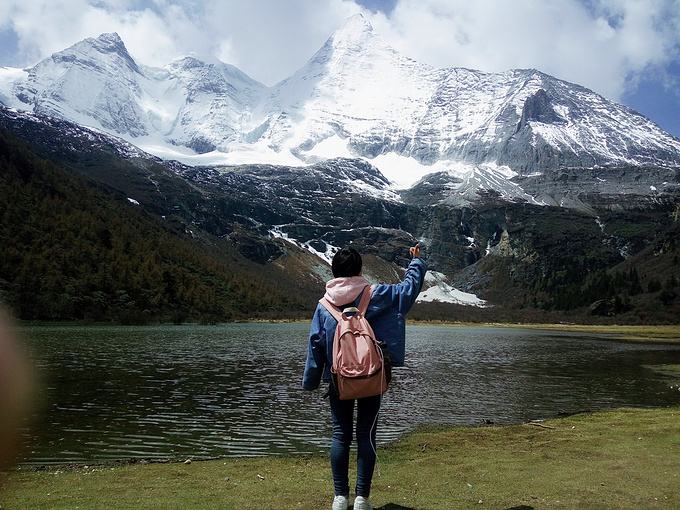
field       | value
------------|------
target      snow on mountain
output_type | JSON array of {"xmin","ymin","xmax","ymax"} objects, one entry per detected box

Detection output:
[
  {"xmin": 158, "ymin": 56, "xmax": 266, "ymax": 152},
  {"xmin": 248, "ymin": 14, "xmax": 680, "ymax": 177},
  {"xmin": 417, "ymin": 271, "xmax": 487, "ymax": 306},
  {"xmin": 253, "ymin": 14, "xmax": 438, "ymax": 154},
  {"xmin": 5, "ymin": 33, "xmax": 148, "ymax": 136},
  {"xmin": 1, "ymin": 15, "xmax": 680, "ymax": 201},
  {"xmin": 0, "ymin": 67, "xmax": 28, "ymax": 106},
  {"xmin": 0, "ymin": 32, "xmax": 268, "ymax": 156}
]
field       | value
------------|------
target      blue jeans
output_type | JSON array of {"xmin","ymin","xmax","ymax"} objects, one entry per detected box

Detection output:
[{"xmin": 329, "ymin": 390, "xmax": 381, "ymax": 498}]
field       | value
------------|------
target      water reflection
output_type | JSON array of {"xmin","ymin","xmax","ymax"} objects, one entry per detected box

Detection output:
[{"xmin": 21, "ymin": 324, "xmax": 680, "ymax": 463}]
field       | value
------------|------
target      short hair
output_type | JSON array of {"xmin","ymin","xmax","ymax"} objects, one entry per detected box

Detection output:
[{"xmin": 332, "ymin": 246, "xmax": 362, "ymax": 278}]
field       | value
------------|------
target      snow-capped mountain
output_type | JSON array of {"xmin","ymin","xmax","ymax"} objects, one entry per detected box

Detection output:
[
  {"xmin": 256, "ymin": 14, "xmax": 680, "ymax": 179},
  {"xmin": 5, "ymin": 33, "xmax": 148, "ymax": 137},
  {"xmin": 0, "ymin": 32, "xmax": 267, "ymax": 159},
  {"xmin": 1, "ymin": 14, "xmax": 680, "ymax": 196},
  {"xmin": 159, "ymin": 56, "xmax": 266, "ymax": 152}
]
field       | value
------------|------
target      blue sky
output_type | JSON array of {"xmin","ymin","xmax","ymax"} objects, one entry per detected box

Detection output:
[
  {"xmin": 0, "ymin": 28, "xmax": 19, "ymax": 67},
  {"xmin": 1, "ymin": 0, "xmax": 679, "ymax": 138},
  {"xmin": 622, "ymin": 60, "xmax": 680, "ymax": 138},
  {"xmin": 357, "ymin": 0, "xmax": 398, "ymax": 13}
]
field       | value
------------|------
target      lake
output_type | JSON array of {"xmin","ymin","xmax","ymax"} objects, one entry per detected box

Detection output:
[{"xmin": 19, "ymin": 323, "xmax": 680, "ymax": 464}]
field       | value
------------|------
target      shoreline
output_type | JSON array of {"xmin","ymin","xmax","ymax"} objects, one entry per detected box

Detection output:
[
  {"xmin": 11, "ymin": 408, "xmax": 599, "ymax": 472},
  {"xmin": 18, "ymin": 320, "xmax": 680, "ymax": 344},
  {"xmin": 14, "ymin": 395, "xmax": 680, "ymax": 472},
  {"xmin": 408, "ymin": 321, "xmax": 680, "ymax": 344},
  {"xmin": 4, "ymin": 406, "xmax": 680, "ymax": 509}
]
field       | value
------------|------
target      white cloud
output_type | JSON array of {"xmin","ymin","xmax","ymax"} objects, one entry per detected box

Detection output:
[
  {"xmin": 0, "ymin": 0, "xmax": 366, "ymax": 83},
  {"xmin": 371, "ymin": 0, "xmax": 680, "ymax": 99},
  {"xmin": 0, "ymin": 0, "xmax": 679, "ymax": 100},
  {"xmin": 0, "ymin": 0, "xmax": 216, "ymax": 65},
  {"xmin": 216, "ymin": 38, "xmax": 237, "ymax": 66},
  {"xmin": 199, "ymin": 0, "xmax": 363, "ymax": 83}
]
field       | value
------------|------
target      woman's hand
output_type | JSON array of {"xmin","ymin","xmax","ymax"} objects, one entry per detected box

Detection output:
[{"xmin": 409, "ymin": 243, "xmax": 421, "ymax": 258}]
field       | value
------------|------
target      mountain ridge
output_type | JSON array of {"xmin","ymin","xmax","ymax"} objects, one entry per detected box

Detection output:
[
  {"xmin": 1, "ymin": 15, "xmax": 679, "ymax": 200},
  {"xmin": 1, "ymin": 104, "xmax": 678, "ymax": 322}
]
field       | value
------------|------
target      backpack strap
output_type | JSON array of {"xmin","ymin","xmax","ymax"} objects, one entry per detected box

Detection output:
[
  {"xmin": 357, "ymin": 285, "xmax": 373, "ymax": 315},
  {"xmin": 319, "ymin": 297, "xmax": 343, "ymax": 322}
]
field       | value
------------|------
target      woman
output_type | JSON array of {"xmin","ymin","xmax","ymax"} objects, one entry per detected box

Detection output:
[{"xmin": 303, "ymin": 244, "xmax": 427, "ymax": 510}]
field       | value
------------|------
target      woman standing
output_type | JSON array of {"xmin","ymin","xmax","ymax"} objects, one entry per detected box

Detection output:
[{"xmin": 303, "ymin": 244, "xmax": 427, "ymax": 510}]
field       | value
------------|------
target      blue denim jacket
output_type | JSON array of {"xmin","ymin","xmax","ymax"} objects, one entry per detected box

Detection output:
[{"xmin": 302, "ymin": 257, "xmax": 427, "ymax": 390}]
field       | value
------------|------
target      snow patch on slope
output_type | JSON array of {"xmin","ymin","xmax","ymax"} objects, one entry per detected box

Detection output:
[
  {"xmin": 303, "ymin": 240, "xmax": 340, "ymax": 264},
  {"xmin": 417, "ymin": 271, "xmax": 487, "ymax": 307},
  {"xmin": 269, "ymin": 226, "xmax": 339, "ymax": 264},
  {"xmin": 0, "ymin": 67, "xmax": 28, "ymax": 107},
  {"xmin": 370, "ymin": 153, "xmax": 451, "ymax": 189},
  {"xmin": 301, "ymin": 134, "xmax": 354, "ymax": 161}
]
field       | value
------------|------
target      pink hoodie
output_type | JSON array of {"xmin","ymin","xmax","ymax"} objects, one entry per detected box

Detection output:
[{"xmin": 323, "ymin": 276, "xmax": 371, "ymax": 307}]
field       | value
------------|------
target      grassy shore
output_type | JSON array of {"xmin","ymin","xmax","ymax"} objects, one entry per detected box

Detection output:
[
  {"xmin": 409, "ymin": 321, "xmax": 680, "ymax": 344},
  {"xmin": 503, "ymin": 323, "xmax": 680, "ymax": 343},
  {"xmin": 3, "ymin": 407, "xmax": 680, "ymax": 509}
]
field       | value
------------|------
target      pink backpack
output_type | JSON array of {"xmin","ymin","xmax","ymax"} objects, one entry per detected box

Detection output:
[{"xmin": 320, "ymin": 286, "xmax": 389, "ymax": 400}]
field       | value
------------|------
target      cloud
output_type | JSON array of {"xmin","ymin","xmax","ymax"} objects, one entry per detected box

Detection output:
[
  {"xmin": 0, "ymin": 0, "xmax": 366, "ymax": 84},
  {"xmin": 1, "ymin": 0, "xmax": 679, "ymax": 100},
  {"xmin": 1, "ymin": 0, "xmax": 233, "ymax": 69},
  {"xmin": 371, "ymin": 0, "xmax": 680, "ymax": 99},
  {"xmin": 200, "ymin": 0, "xmax": 362, "ymax": 83}
]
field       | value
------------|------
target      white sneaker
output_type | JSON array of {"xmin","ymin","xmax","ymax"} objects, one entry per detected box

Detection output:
[
  {"xmin": 332, "ymin": 495, "xmax": 349, "ymax": 510},
  {"xmin": 353, "ymin": 496, "xmax": 373, "ymax": 510}
]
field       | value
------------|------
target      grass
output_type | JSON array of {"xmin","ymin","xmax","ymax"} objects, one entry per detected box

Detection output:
[
  {"xmin": 2, "ymin": 407, "xmax": 680, "ymax": 509},
  {"xmin": 410, "ymin": 322, "xmax": 680, "ymax": 344},
  {"xmin": 502, "ymin": 323, "xmax": 680, "ymax": 343}
]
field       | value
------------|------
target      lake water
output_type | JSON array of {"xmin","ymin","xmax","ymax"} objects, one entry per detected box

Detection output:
[{"xmin": 19, "ymin": 323, "xmax": 680, "ymax": 464}]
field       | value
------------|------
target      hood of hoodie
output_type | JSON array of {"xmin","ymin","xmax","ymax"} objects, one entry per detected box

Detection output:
[{"xmin": 323, "ymin": 276, "xmax": 371, "ymax": 307}]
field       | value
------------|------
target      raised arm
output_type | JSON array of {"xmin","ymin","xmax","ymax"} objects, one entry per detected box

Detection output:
[{"xmin": 392, "ymin": 248, "xmax": 427, "ymax": 316}]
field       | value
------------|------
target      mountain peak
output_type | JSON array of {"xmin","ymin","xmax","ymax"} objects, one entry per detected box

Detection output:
[
  {"xmin": 95, "ymin": 32, "xmax": 124, "ymax": 45},
  {"xmin": 339, "ymin": 13, "xmax": 373, "ymax": 32},
  {"xmin": 86, "ymin": 32, "xmax": 131, "ymax": 56},
  {"xmin": 62, "ymin": 32, "xmax": 140, "ymax": 72},
  {"xmin": 169, "ymin": 55, "xmax": 208, "ymax": 70},
  {"xmin": 296, "ymin": 13, "xmax": 382, "ymax": 72},
  {"xmin": 329, "ymin": 13, "xmax": 375, "ymax": 47}
]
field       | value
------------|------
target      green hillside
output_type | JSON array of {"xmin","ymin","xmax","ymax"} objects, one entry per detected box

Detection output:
[{"xmin": 0, "ymin": 131, "xmax": 320, "ymax": 323}]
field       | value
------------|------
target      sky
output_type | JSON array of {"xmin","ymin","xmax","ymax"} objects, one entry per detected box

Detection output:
[{"xmin": 0, "ymin": 0, "xmax": 679, "ymax": 137}]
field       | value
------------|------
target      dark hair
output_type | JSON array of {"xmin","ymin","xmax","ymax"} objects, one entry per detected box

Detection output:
[{"xmin": 332, "ymin": 246, "xmax": 362, "ymax": 277}]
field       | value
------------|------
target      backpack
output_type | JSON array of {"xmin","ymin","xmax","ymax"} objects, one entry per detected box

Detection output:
[{"xmin": 320, "ymin": 286, "xmax": 390, "ymax": 400}]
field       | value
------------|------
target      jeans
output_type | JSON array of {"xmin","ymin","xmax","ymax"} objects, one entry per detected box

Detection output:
[{"xmin": 329, "ymin": 389, "xmax": 381, "ymax": 498}]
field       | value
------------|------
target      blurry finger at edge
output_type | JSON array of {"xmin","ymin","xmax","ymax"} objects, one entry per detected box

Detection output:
[{"xmin": 0, "ymin": 308, "xmax": 35, "ymax": 473}]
